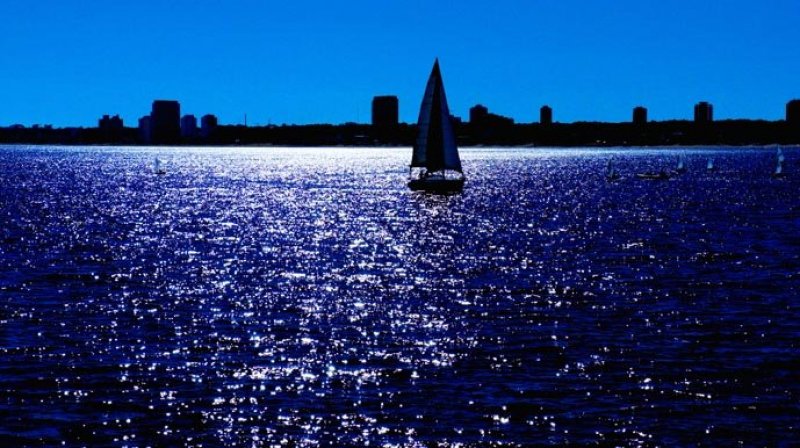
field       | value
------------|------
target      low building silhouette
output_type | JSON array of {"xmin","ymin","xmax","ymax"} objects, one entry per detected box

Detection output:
[
  {"xmin": 694, "ymin": 101, "xmax": 714, "ymax": 123},
  {"xmin": 633, "ymin": 106, "xmax": 648, "ymax": 125},
  {"xmin": 371, "ymin": 96, "xmax": 399, "ymax": 128},
  {"xmin": 470, "ymin": 104, "xmax": 489, "ymax": 124},
  {"xmin": 787, "ymin": 99, "xmax": 800, "ymax": 126},
  {"xmin": 181, "ymin": 114, "xmax": 198, "ymax": 138},
  {"xmin": 150, "ymin": 100, "xmax": 181, "ymax": 144},
  {"xmin": 470, "ymin": 104, "xmax": 513, "ymax": 126},
  {"xmin": 98, "ymin": 114, "xmax": 123, "ymax": 130},
  {"xmin": 540, "ymin": 105, "xmax": 553, "ymax": 125}
]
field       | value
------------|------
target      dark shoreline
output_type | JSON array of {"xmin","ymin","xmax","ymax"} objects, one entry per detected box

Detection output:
[{"xmin": 2, "ymin": 119, "xmax": 799, "ymax": 147}]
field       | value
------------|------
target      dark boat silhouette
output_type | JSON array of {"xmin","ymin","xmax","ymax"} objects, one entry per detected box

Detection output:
[
  {"xmin": 605, "ymin": 159, "xmax": 620, "ymax": 181},
  {"xmin": 407, "ymin": 59, "xmax": 465, "ymax": 193},
  {"xmin": 635, "ymin": 170, "xmax": 670, "ymax": 180}
]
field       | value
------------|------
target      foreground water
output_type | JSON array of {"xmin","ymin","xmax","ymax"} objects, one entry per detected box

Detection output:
[{"xmin": 0, "ymin": 145, "xmax": 798, "ymax": 446}]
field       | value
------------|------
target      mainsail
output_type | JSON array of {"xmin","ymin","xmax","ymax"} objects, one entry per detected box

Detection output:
[{"xmin": 411, "ymin": 60, "xmax": 462, "ymax": 173}]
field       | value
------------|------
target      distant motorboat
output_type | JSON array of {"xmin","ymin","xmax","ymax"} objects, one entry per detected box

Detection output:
[
  {"xmin": 407, "ymin": 59, "xmax": 465, "ymax": 193},
  {"xmin": 706, "ymin": 158, "xmax": 715, "ymax": 171},
  {"xmin": 605, "ymin": 159, "xmax": 620, "ymax": 181},
  {"xmin": 635, "ymin": 170, "xmax": 670, "ymax": 180},
  {"xmin": 154, "ymin": 158, "xmax": 166, "ymax": 175}
]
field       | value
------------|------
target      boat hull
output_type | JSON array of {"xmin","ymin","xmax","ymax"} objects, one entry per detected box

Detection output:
[
  {"xmin": 635, "ymin": 173, "xmax": 669, "ymax": 180},
  {"xmin": 407, "ymin": 178, "xmax": 465, "ymax": 192}
]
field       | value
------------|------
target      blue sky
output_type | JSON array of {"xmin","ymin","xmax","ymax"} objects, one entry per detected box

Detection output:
[{"xmin": 1, "ymin": 0, "xmax": 798, "ymax": 126}]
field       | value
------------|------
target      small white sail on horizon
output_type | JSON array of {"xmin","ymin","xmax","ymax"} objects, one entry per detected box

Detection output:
[
  {"xmin": 676, "ymin": 154, "xmax": 686, "ymax": 172},
  {"xmin": 154, "ymin": 157, "xmax": 166, "ymax": 175},
  {"xmin": 605, "ymin": 158, "xmax": 619, "ymax": 180},
  {"xmin": 707, "ymin": 158, "xmax": 714, "ymax": 170}
]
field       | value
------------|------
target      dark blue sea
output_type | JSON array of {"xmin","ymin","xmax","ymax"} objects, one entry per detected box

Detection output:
[{"xmin": 1, "ymin": 145, "xmax": 798, "ymax": 447}]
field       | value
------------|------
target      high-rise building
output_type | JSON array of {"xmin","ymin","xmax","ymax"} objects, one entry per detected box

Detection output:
[
  {"xmin": 694, "ymin": 102, "xmax": 713, "ymax": 123},
  {"xmin": 540, "ymin": 105, "xmax": 553, "ymax": 125},
  {"xmin": 371, "ymin": 96, "xmax": 399, "ymax": 128},
  {"xmin": 181, "ymin": 114, "xmax": 198, "ymax": 138},
  {"xmin": 632, "ymin": 106, "xmax": 648, "ymax": 125},
  {"xmin": 150, "ymin": 100, "xmax": 181, "ymax": 144},
  {"xmin": 138, "ymin": 116, "xmax": 151, "ymax": 143},
  {"xmin": 200, "ymin": 114, "xmax": 218, "ymax": 138},
  {"xmin": 786, "ymin": 99, "xmax": 800, "ymax": 125}
]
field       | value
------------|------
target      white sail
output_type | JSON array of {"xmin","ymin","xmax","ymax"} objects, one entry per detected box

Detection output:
[
  {"xmin": 411, "ymin": 60, "xmax": 462, "ymax": 173},
  {"xmin": 707, "ymin": 158, "xmax": 714, "ymax": 170},
  {"xmin": 775, "ymin": 161, "xmax": 783, "ymax": 175},
  {"xmin": 677, "ymin": 155, "xmax": 684, "ymax": 171}
]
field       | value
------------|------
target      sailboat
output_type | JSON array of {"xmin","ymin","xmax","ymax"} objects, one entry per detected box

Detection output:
[
  {"xmin": 773, "ymin": 160, "xmax": 785, "ymax": 178},
  {"xmin": 408, "ymin": 59, "xmax": 465, "ymax": 192},
  {"xmin": 706, "ymin": 158, "xmax": 715, "ymax": 171},
  {"xmin": 605, "ymin": 159, "xmax": 620, "ymax": 181},
  {"xmin": 154, "ymin": 158, "xmax": 166, "ymax": 175},
  {"xmin": 773, "ymin": 152, "xmax": 786, "ymax": 178},
  {"xmin": 675, "ymin": 154, "xmax": 686, "ymax": 173}
]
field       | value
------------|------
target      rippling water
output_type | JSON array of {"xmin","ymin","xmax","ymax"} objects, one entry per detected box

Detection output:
[{"xmin": 1, "ymin": 145, "xmax": 798, "ymax": 446}]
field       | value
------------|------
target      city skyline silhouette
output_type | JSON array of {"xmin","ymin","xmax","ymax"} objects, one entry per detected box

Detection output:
[{"xmin": 1, "ymin": 0, "xmax": 799, "ymax": 127}]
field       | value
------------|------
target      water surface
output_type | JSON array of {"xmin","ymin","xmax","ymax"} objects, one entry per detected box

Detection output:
[{"xmin": 1, "ymin": 145, "xmax": 798, "ymax": 446}]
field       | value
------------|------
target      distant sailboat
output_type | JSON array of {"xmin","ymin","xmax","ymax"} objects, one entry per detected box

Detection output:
[
  {"xmin": 605, "ymin": 159, "xmax": 620, "ymax": 181},
  {"xmin": 675, "ymin": 154, "xmax": 686, "ymax": 173},
  {"xmin": 773, "ymin": 151, "xmax": 786, "ymax": 178},
  {"xmin": 773, "ymin": 161, "xmax": 785, "ymax": 178},
  {"xmin": 407, "ymin": 59, "xmax": 465, "ymax": 192},
  {"xmin": 154, "ymin": 158, "xmax": 166, "ymax": 175},
  {"xmin": 706, "ymin": 158, "xmax": 715, "ymax": 171}
]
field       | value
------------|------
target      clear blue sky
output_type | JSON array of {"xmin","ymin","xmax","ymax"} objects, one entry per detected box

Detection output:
[{"xmin": 1, "ymin": 0, "xmax": 798, "ymax": 127}]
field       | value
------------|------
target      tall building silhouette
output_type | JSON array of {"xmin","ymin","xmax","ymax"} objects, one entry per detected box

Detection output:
[
  {"xmin": 150, "ymin": 100, "xmax": 181, "ymax": 144},
  {"xmin": 98, "ymin": 114, "xmax": 124, "ymax": 142},
  {"xmin": 200, "ymin": 114, "xmax": 218, "ymax": 138},
  {"xmin": 371, "ymin": 96, "xmax": 399, "ymax": 128},
  {"xmin": 138, "ymin": 116, "xmax": 151, "ymax": 143},
  {"xmin": 540, "ymin": 105, "xmax": 553, "ymax": 125},
  {"xmin": 694, "ymin": 101, "xmax": 714, "ymax": 123},
  {"xmin": 632, "ymin": 106, "xmax": 648, "ymax": 125},
  {"xmin": 787, "ymin": 99, "xmax": 800, "ymax": 125},
  {"xmin": 181, "ymin": 114, "xmax": 198, "ymax": 138}
]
